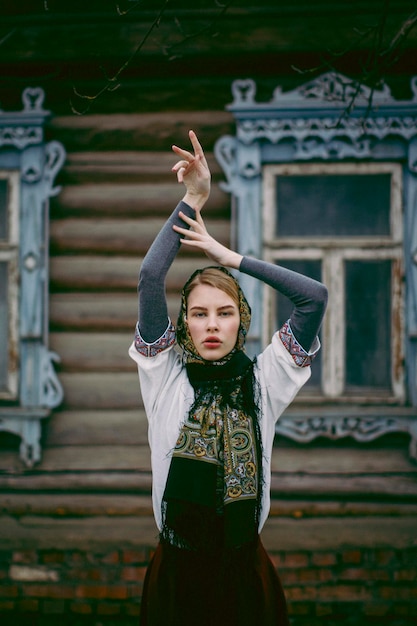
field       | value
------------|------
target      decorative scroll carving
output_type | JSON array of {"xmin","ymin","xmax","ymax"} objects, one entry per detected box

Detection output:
[
  {"xmin": 276, "ymin": 414, "xmax": 417, "ymax": 461},
  {"xmin": 228, "ymin": 73, "xmax": 417, "ymax": 164},
  {"xmin": 22, "ymin": 86, "xmax": 46, "ymax": 112},
  {"xmin": 216, "ymin": 72, "xmax": 417, "ymax": 455},
  {"xmin": 0, "ymin": 127, "xmax": 43, "ymax": 150},
  {"xmin": 0, "ymin": 87, "xmax": 65, "ymax": 466},
  {"xmin": 0, "ymin": 86, "xmax": 49, "ymax": 150},
  {"xmin": 40, "ymin": 349, "xmax": 64, "ymax": 409}
]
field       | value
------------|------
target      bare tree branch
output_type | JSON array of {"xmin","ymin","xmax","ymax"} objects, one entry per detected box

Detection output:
[
  {"xmin": 71, "ymin": 0, "xmax": 171, "ymax": 114},
  {"xmin": 292, "ymin": 0, "xmax": 417, "ymax": 121}
]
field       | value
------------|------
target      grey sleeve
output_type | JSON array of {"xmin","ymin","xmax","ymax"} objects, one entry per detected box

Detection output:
[
  {"xmin": 239, "ymin": 256, "xmax": 328, "ymax": 352},
  {"xmin": 138, "ymin": 201, "xmax": 194, "ymax": 343}
]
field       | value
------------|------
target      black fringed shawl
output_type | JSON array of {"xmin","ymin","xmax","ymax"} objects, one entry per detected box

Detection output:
[{"xmin": 161, "ymin": 350, "xmax": 263, "ymax": 551}]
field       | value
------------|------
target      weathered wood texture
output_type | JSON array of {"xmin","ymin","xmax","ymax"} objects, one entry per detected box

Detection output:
[{"xmin": 1, "ymin": 4, "xmax": 416, "ymax": 555}]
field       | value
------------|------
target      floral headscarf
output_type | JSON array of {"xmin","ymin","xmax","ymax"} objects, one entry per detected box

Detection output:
[{"xmin": 176, "ymin": 266, "xmax": 251, "ymax": 363}]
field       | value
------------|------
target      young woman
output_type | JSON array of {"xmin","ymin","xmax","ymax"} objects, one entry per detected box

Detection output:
[{"xmin": 129, "ymin": 131, "xmax": 328, "ymax": 626}]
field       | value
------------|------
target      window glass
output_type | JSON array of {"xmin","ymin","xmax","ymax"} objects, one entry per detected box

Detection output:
[
  {"xmin": 0, "ymin": 262, "xmax": 8, "ymax": 391},
  {"xmin": 276, "ymin": 260, "xmax": 322, "ymax": 389},
  {"xmin": 345, "ymin": 260, "xmax": 391, "ymax": 391},
  {"xmin": 275, "ymin": 174, "xmax": 391, "ymax": 237},
  {"xmin": 0, "ymin": 179, "xmax": 8, "ymax": 240}
]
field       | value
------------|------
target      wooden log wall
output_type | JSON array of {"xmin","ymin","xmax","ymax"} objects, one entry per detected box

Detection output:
[{"xmin": 0, "ymin": 2, "xmax": 416, "ymax": 554}]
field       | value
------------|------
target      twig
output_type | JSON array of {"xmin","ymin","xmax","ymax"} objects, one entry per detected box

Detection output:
[{"xmin": 71, "ymin": 0, "xmax": 171, "ymax": 114}]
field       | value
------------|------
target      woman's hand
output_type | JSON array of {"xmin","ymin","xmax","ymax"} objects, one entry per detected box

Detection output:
[
  {"xmin": 172, "ymin": 130, "xmax": 211, "ymax": 211},
  {"xmin": 173, "ymin": 211, "xmax": 243, "ymax": 270}
]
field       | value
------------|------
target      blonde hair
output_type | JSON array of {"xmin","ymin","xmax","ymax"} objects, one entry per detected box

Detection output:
[{"xmin": 184, "ymin": 267, "xmax": 240, "ymax": 309}]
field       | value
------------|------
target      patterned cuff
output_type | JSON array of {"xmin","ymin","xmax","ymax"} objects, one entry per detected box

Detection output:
[
  {"xmin": 279, "ymin": 320, "xmax": 319, "ymax": 367},
  {"xmin": 134, "ymin": 320, "xmax": 176, "ymax": 357}
]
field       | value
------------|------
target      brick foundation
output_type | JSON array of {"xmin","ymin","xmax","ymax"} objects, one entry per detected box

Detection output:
[{"xmin": 0, "ymin": 545, "xmax": 416, "ymax": 625}]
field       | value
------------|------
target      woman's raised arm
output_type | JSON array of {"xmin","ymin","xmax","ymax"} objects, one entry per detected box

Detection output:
[{"xmin": 138, "ymin": 131, "xmax": 211, "ymax": 343}]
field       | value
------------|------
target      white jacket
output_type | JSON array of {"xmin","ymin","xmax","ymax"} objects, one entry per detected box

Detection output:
[{"xmin": 129, "ymin": 320, "xmax": 318, "ymax": 532}]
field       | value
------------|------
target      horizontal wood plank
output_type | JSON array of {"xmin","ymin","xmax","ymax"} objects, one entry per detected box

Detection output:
[
  {"xmin": 58, "ymin": 372, "xmax": 143, "ymax": 410},
  {"xmin": 50, "ymin": 217, "xmax": 229, "ymax": 254},
  {"xmin": 61, "ymin": 150, "xmax": 224, "ymax": 184},
  {"xmin": 50, "ymin": 332, "xmax": 134, "ymax": 372},
  {"xmin": 49, "ymin": 112, "xmax": 234, "ymax": 152},
  {"xmin": 49, "ymin": 293, "xmax": 181, "ymax": 330},
  {"xmin": 46, "ymin": 410, "xmax": 148, "ymax": 446},
  {"xmin": 1, "ymin": 492, "xmax": 416, "ymax": 519},
  {"xmin": 50, "ymin": 255, "xmax": 212, "ymax": 290},
  {"xmin": 50, "ymin": 292, "xmax": 138, "ymax": 330}
]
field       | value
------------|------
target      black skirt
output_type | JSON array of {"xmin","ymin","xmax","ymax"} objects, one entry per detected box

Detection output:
[{"xmin": 139, "ymin": 536, "xmax": 289, "ymax": 626}]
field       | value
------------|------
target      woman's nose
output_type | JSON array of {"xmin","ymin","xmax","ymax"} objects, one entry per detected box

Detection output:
[{"xmin": 207, "ymin": 315, "xmax": 219, "ymax": 330}]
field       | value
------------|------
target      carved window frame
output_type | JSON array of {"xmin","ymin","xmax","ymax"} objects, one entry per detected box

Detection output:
[
  {"xmin": 215, "ymin": 72, "xmax": 417, "ymax": 458},
  {"xmin": 262, "ymin": 161, "xmax": 404, "ymax": 404},
  {"xmin": 0, "ymin": 171, "xmax": 20, "ymax": 399},
  {"xmin": 0, "ymin": 88, "xmax": 65, "ymax": 466}
]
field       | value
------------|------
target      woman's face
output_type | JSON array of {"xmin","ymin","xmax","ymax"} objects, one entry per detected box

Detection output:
[{"xmin": 186, "ymin": 283, "xmax": 240, "ymax": 361}]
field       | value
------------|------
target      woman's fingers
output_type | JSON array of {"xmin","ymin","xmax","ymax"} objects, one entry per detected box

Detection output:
[{"xmin": 177, "ymin": 211, "xmax": 206, "ymax": 232}]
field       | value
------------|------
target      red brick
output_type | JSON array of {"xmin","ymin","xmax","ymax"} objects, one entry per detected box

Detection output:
[
  {"xmin": 40, "ymin": 551, "xmax": 65, "ymax": 564},
  {"xmin": 97, "ymin": 602, "xmax": 121, "ymax": 615},
  {"xmin": 341, "ymin": 550, "xmax": 362, "ymax": 564},
  {"xmin": 394, "ymin": 568, "xmax": 417, "ymax": 581},
  {"xmin": 311, "ymin": 553, "xmax": 337, "ymax": 567},
  {"xmin": 75, "ymin": 584, "xmax": 128, "ymax": 600},
  {"xmin": 107, "ymin": 585, "xmax": 129, "ymax": 600},
  {"xmin": 287, "ymin": 602, "xmax": 312, "ymax": 615},
  {"xmin": 317, "ymin": 584, "xmax": 373, "ymax": 601},
  {"xmin": 122, "ymin": 549, "xmax": 147, "ymax": 564},
  {"xmin": 121, "ymin": 566, "xmax": 147, "ymax": 582},
  {"xmin": 42, "ymin": 599, "xmax": 66, "ymax": 614},
  {"xmin": 67, "ymin": 566, "xmax": 104, "ymax": 582},
  {"xmin": 100, "ymin": 551, "xmax": 120, "ymax": 565},
  {"xmin": 12, "ymin": 551, "xmax": 37, "ymax": 564},
  {"xmin": 317, "ymin": 568, "xmax": 333, "ymax": 583},
  {"xmin": 315, "ymin": 604, "xmax": 333, "ymax": 616},
  {"xmin": 373, "ymin": 549, "xmax": 396, "ymax": 566},
  {"xmin": 268, "ymin": 553, "xmax": 285, "ymax": 568},
  {"xmin": 380, "ymin": 585, "xmax": 417, "ymax": 601},
  {"xmin": 339, "ymin": 567, "xmax": 370, "ymax": 581},
  {"xmin": 17, "ymin": 599, "xmax": 39, "ymax": 612},
  {"xmin": 286, "ymin": 586, "xmax": 317, "ymax": 601},
  {"xmin": 21, "ymin": 583, "xmax": 75, "ymax": 599},
  {"xmin": 283, "ymin": 553, "xmax": 309, "ymax": 568},
  {"xmin": 125, "ymin": 602, "xmax": 141, "ymax": 617},
  {"xmin": 75, "ymin": 584, "xmax": 108, "ymax": 600},
  {"xmin": 70, "ymin": 601, "xmax": 93, "ymax": 615},
  {"xmin": 0, "ymin": 585, "xmax": 18, "ymax": 598},
  {"xmin": 393, "ymin": 602, "xmax": 417, "ymax": 617},
  {"xmin": 0, "ymin": 600, "xmax": 15, "ymax": 611},
  {"xmin": 127, "ymin": 583, "xmax": 143, "ymax": 598},
  {"xmin": 297, "ymin": 568, "xmax": 323, "ymax": 583},
  {"xmin": 362, "ymin": 602, "xmax": 391, "ymax": 616},
  {"xmin": 68, "ymin": 551, "xmax": 87, "ymax": 564}
]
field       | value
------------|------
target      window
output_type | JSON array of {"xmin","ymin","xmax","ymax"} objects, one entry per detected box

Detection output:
[
  {"xmin": 263, "ymin": 162, "xmax": 404, "ymax": 403},
  {"xmin": 0, "ymin": 172, "xmax": 19, "ymax": 400}
]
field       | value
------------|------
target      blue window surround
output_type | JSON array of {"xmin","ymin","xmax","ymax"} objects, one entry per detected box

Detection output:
[
  {"xmin": 0, "ymin": 88, "xmax": 65, "ymax": 466},
  {"xmin": 215, "ymin": 72, "xmax": 417, "ymax": 458}
]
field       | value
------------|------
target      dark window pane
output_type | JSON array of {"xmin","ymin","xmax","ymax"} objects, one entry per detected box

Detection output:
[
  {"xmin": 0, "ymin": 262, "xmax": 8, "ymax": 391},
  {"xmin": 275, "ymin": 260, "xmax": 322, "ymax": 389},
  {"xmin": 345, "ymin": 260, "xmax": 391, "ymax": 391},
  {"xmin": 276, "ymin": 174, "xmax": 391, "ymax": 237},
  {"xmin": 0, "ymin": 180, "xmax": 8, "ymax": 240}
]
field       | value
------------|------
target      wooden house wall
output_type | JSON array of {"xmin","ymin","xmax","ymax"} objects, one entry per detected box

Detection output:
[{"xmin": 0, "ymin": 0, "xmax": 417, "ymax": 558}]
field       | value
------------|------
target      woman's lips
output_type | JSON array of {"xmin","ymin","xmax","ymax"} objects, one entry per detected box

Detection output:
[{"xmin": 203, "ymin": 337, "xmax": 221, "ymax": 348}]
